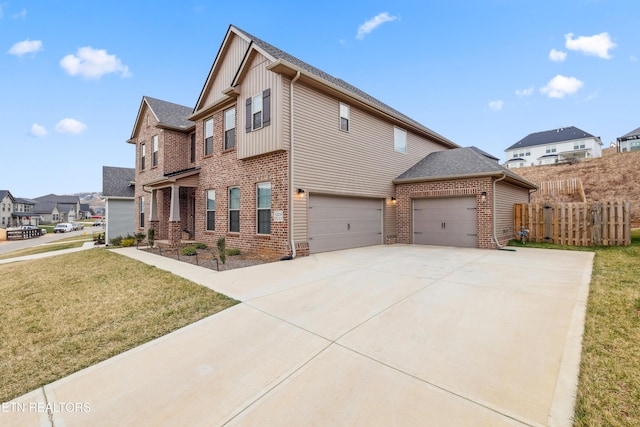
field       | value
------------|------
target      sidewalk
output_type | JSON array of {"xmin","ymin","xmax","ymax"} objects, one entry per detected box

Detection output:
[{"xmin": 0, "ymin": 242, "xmax": 99, "ymax": 265}]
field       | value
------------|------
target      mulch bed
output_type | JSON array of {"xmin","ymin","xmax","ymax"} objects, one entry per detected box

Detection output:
[{"xmin": 141, "ymin": 247, "xmax": 282, "ymax": 271}]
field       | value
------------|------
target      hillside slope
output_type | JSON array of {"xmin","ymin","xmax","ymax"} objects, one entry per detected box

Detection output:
[{"xmin": 511, "ymin": 151, "xmax": 640, "ymax": 221}]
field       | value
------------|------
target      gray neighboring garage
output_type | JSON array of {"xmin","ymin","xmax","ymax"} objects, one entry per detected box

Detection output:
[
  {"xmin": 102, "ymin": 166, "xmax": 136, "ymax": 244},
  {"xmin": 394, "ymin": 147, "xmax": 537, "ymax": 249},
  {"xmin": 308, "ymin": 194, "xmax": 383, "ymax": 253}
]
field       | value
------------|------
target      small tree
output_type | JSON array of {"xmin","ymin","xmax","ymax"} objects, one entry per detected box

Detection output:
[
  {"xmin": 217, "ymin": 237, "xmax": 227, "ymax": 264},
  {"xmin": 134, "ymin": 232, "xmax": 146, "ymax": 248},
  {"xmin": 147, "ymin": 227, "xmax": 155, "ymax": 248}
]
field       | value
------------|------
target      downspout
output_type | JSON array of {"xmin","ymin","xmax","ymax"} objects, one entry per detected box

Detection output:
[
  {"xmin": 492, "ymin": 173, "xmax": 513, "ymax": 250},
  {"xmin": 289, "ymin": 71, "xmax": 301, "ymax": 258}
]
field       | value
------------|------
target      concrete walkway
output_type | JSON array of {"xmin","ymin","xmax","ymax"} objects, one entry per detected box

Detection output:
[
  {"xmin": 0, "ymin": 241, "xmax": 98, "ymax": 264},
  {"xmin": 1, "ymin": 245, "xmax": 594, "ymax": 426}
]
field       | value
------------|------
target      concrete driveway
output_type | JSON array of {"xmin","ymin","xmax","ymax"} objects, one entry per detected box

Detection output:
[{"xmin": 2, "ymin": 245, "xmax": 593, "ymax": 427}]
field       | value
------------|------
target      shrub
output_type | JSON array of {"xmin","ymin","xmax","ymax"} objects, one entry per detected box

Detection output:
[
  {"xmin": 134, "ymin": 232, "xmax": 146, "ymax": 245},
  {"xmin": 195, "ymin": 242, "xmax": 208, "ymax": 249},
  {"xmin": 227, "ymin": 248, "xmax": 241, "ymax": 256},
  {"xmin": 217, "ymin": 237, "xmax": 226, "ymax": 264},
  {"xmin": 181, "ymin": 246, "xmax": 197, "ymax": 256},
  {"xmin": 109, "ymin": 236, "xmax": 123, "ymax": 246},
  {"xmin": 147, "ymin": 228, "xmax": 155, "ymax": 248},
  {"xmin": 121, "ymin": 238, "xmax": 136, "ymax": 247}
]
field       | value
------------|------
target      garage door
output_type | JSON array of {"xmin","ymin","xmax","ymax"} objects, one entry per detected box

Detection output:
[
  {"xmin": 309, "ymin": 195, "xmax": 383, "ymax": 253},
  {"xmin": 413, "ymin": 197, "xmax": 477, "ymax": 248}
]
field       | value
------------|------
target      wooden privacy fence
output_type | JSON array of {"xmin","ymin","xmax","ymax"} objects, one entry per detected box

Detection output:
[
  {"xmin": 514, "ymin": 201, "xmax": 631, "ymax": 246},
  {"xmin": 536, "ymin": 178, "xmax": 585, "ymax": 202}
]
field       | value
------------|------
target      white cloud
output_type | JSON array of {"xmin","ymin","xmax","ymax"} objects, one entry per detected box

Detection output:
[
  {"xmin": 55, "ymin": 118, "xmax": 87, "ymax": 134},
  {"xmin": 488, "ymin": 100, "xmax": 504, "ymax": 111},
  {"xmin": 8, "ymin": 39, "xmax": 43, "ymax": 57},
  {"xmin": 549, "ymin": 49, "xmax": 567, "ymax": 62},
  {"xmin": 60, "ymin": 47, "xmax": 132, "ymax": 79},
  {"xmin": 565, "ymin": 32, "xmax": 616, "ymax": 59},
  {"xmin": 540, "ymin": 75, "xmax": 584, "ymax": 99},
  {"xmin": 515, "ymin": 87, "xmax": 534, "ymax": 96},
  {"xmin": 12, "ymin": 8, "xmax": 26, "ymax": 19},
  {"xmin": 30, "ymin": 123, "xmax": 47, "ymax": 137},
  {"xmin": 356, "ymin": 12, "xmax": 398, "ymax": 40}
]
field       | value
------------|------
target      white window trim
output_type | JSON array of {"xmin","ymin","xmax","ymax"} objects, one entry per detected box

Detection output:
[
  {"xmin": 252, "ymin": 94, "xmax": 263, "ymax": 130},
  {"xmin": 256, "ymin": 182, "xmax": 271, "ymax": 235},
  {"xmin": 229, "ymin": 186, "xmax": 240, "ymax": 233},
  {"xmin": 394, "ymin": 127, "xmax": 407, "ymax": 153},
  {"xmin": 224, "ymin": 108, "xmax": 236, "ymax": 150},
  {"xmin": 339, "ymin": 103, "xmax": 350, "ymax": 132},
  {"xmin": 206, "ymin": 189, "xmax": 215, "ymax": 231},
  {"xmin": 204, "ymin": 117, "xmax": 214, "ymax": 156}
]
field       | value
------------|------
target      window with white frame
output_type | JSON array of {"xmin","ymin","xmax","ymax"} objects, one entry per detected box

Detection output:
[
  {"xmin": 139, "ymin": 197, "xmax": 145, "ymax": 228},
  {"xmin": 574, "ymin": 142, "xmax": 586, "ymax": 149},
  {"xmin": 546, "ymin": 145, "xmax": 557, "ymax": 154},
  {"xmin": 229, "ymin": 187, "xmax": 240, "ymax": 233},
  {"xmin": 394, "ymin": 127, "xmax": 407, "ymax": 153},
  {"xmin": 140, "ymin": 143, "xmax": 146, "ymax": 170},
  {"xmin": 252, "ymin": 94, "xmax": 263, "ymax": 130},
  {"xmin": 340, "ymin": 103, "xmax": 350, "ymax": 132},
  {"xmin": 224, "ymin": 107, "xmax": 236, "ymax": 150},
  {"xmin": 151, "ymin": 135, "xmax": 159, "ymax": 167},
  {"xmin": 257, "ymin": 182, "xmax": 271, "ymax": 235},
  {"xmin": 245, "ymin": 89, "xmax": 271, "ymax": 132},
  {"xmin": 204, "ymin": 118, "xmax": 214, "ymax": 156},
  {"xmin": 206, "ymin": 190, "xmax": 215, "ymax": 231}
]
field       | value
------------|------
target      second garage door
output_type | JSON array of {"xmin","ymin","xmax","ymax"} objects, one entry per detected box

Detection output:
[
  {"xmin": 308, "ymin": 195, "xmax": 383, "ymax": 253},
  {"xmin": 413, "ymin": 197, "xmax": 478, "ymax": 248}
]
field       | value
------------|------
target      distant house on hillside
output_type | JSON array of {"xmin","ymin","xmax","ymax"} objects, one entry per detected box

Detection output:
[
  {"xmin": 505, "ymin": 126, "xmax": 603, "ymax": 169},
  {"xmin": 102, "ymin": 166, "xmax": 135, "ymax": 243},
  {"xmin": 616, "ymin": 127, "xmax": 640, "ymax": 153}
]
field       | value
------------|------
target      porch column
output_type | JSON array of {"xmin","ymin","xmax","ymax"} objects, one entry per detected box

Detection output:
[
  {"xmin": 169, "ymin": 184, "xmax": 180, "ymax": 222},
  {"xmin": 150, "ymin": 189, "xmax": 158, "ymax": 222}
]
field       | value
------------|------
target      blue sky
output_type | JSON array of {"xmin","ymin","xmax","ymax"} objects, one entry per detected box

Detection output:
[{"xmin": 2, "ymin": 0, "xmax": 638, "ymax": 197}]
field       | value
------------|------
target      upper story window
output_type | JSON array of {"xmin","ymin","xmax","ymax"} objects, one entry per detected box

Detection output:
[
  {"xmin": 340, "ymin": 103, "xmax": 350, "ymax": 132},
  {"xmin": 140, "ymin": 143, "xmax": 146, "ymax": 170},
  {"xmin": 574, "ymin": 142, "xmax": 586, "ymax": 150},
  {"xmin": 204, "ymin": 117, "xmax": 214, "ymax": 156},
  {"xmin": 151, "ymin": 135, "xmax": 159, "ymax": 167},
  {"xmin": 546, "ymin": 145, "xmax": 557, "ymax": 154},
  {"xmin": 245, "ymin": 89, "xmax": 271, "ymax": 132},
  {"xmin": 224, "ymin": 107, "xmax": 236, "ymax": 150},
  {"xmin": 190, "ymin": 133, "xmax": 196, "ymax": 163},
  {"xmin": 257, "ymin": 182, "xmax": 271, "ymax": 235},
  {"xmin": 394, "ymin": 127, "xmax": 407, "ymax": 153}
]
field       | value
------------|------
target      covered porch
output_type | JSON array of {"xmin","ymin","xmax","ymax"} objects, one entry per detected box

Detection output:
[{"xmin": 143, "ymin": 168, "xmax": 200, "ymax": 247}]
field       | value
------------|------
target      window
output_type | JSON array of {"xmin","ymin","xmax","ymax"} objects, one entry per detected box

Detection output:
[
  {"xmin": 340, "ymin": 103, "xmax": 350, "ymax": 132},
  {"xmin": 204, "ymin": 118, "xmax": 214, "ymax": 156},
  {"xmin": 206, "ymin": 190, "xmax": 215, "ymax": 231},
  {"xmin": 229, "ymin": 187, "xmax": 240, "ymax": 233},
  {"xmin": 190, "ymin": 133, "xmax": 196, "ymax": 163},
  {"xmin": 245, "ymin": 89, "xmax": 271, "ymax": 132},
  {"xmin": 394, "ymin": 127, "xmax": 407, "ymax": 153},
  {"xmin": 140, "ymin": 143, "xmax": 146, "ymax": 170},
  {"xmin": 139, "ymin": 197, "xmax": 145, "ymax": 228},
  {"xmin": 151, "ymin": 135, "xmax": 158, "ymax": 167},
  {"xmin": 546, "ymin": 145, "xmax": 557, "ymax": 154},
  {"xmin": 257, "ymin": 182, "xmax": 271, "ymax": 235},
  {"xmin": 224, "ymin": 107, "xmax": 236, "ymax": 150},
  {"xmin": 574, "ymin": 142, "xmax": 586, "ymax": 150}
]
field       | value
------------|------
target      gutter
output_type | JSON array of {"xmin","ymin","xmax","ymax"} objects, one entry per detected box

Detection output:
[{"xmin": 289, "ymin": 71, "xmax": 301, "ymax": 258}]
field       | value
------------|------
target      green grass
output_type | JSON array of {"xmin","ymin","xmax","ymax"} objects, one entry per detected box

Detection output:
[
  {"xmin": 0, "ymin": 249, "xmax": 238, "ymax": 403},
  {"xmin": 511, "ymin": 231, "xmax": 640, "ymax": 426}
]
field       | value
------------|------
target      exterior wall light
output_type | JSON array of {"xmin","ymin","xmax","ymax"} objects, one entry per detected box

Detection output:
[{"xmin": 481, "ymin": 191, "xmax": 487, "ymax": 202}]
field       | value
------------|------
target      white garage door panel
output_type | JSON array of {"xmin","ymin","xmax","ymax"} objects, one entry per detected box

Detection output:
[
  {"xmin": 309, "ymin": 195, "xmax": 382, "ymax": 253},
  {"xmin": 413, "ymin": 197, "xmax": 477, "ymax": 248}
]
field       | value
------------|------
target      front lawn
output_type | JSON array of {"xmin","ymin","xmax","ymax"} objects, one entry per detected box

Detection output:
[
  {"xmin": 0, "ymin": 249, "xmax": 238, "ymax": 403},
  {"xmin": 511, "ymin": 230, "xmax": 640, "ymax": 426}
]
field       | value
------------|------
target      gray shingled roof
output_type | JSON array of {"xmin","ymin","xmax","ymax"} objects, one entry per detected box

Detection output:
[
  {"xmin": 506, "ymin": 126, "xmax": 596, "ymax": 151},
  {"xmin": 232, "ymin": 25, "xmax": 456, "ymax": 147},
  {"xmin": 33, "ymin": 201, "xmax": 59, "ymax": 214},
  {"xmin": 395, "ymin": 146, "xmax": 536, "ymax": 189},
  {"xmin": 618, "ymin": 126, "xmax": 640, "ymax": 141},
  {"xmin": 34, "ymin": 194, "xmax": 80, "ymax": 204},
  {"xmin": 14, "ymin": 197, "xmax": 37, "ymax": 205},
  {"xmin": 103, "ymin": 166, "xmax": 135, "ymax": 197},
  {"xmin": 144, "ymin": 96, "xmax": 194, "ymax": 130},
  {"xmin": 0, "ymin": 190, "xmax": 11, "ymax": 202}
]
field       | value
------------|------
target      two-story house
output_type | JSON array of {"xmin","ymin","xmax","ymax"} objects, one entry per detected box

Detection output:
[
  {"xmin": 617, "ymin": 126, "xmax": 640, "ymax": 152},
  {"xmin": 33, "ymin": 194, "xmax": 80, "ymax": 223},
  {"xmin": 0, "ymin": 190, "xmax": 16, "ymax": 228},
  {"xmin": 129, "ymin": 25, "xmax": 535, "ymax": 255},
  {"xmin": 505, "ymin": 126, "xmax": 603, "ymax": 168}
]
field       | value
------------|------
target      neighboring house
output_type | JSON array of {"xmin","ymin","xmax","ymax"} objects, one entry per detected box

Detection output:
[
  {"xmin": 0, "ymin": 190, "xmax": 16, "ymax": 228},
  {"xmin": 13, "ymin": 197, "xmax": 38, "ymax": 227},
  {"xmin": 33, "ymin": 194, "xmax": 80, "ymax": 222},
  {"xmin": 102, "ymin": 166, "xmax": 136, "ymax": 243},
  {"xmin": 80, "ymin": 203, "xmax": 92, "ymax": 219},
  {"xmin": 128, "ymin": 25, "xmax": 535, "ymax": 254},
  {"xmin": 505, "ymin": 126, "xmax": 603, "ymax": 168},
  {"xmin": 33, "ymin": 201, "xmax": 62, "ymax": 224},
  {"xmin": 616, "ymin": 127, "xmax": 640, "ymax": 153}
]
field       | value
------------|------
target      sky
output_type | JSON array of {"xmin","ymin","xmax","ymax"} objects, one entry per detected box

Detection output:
[{"xmin": 2, "ymin": 0, "xmax": 639, "ymax": 197}]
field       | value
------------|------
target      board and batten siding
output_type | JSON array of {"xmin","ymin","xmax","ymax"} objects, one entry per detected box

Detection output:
[
  {"xmin": 495, "ymin": 181, "xmax": 530, "ymax": 242},
  {"xmin": 200, "ymin": 34, "xmax": 249, "ymax": 109},
  {"xmin": 292, "ymin": 82, "xmax": 446, "ymax": 198}
]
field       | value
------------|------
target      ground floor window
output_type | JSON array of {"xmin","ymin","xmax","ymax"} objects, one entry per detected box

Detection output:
[
  {"xmin": 257, "ymin": 182, "xmax": 271, "ymax": 234},
  {"xmin": 206, "ymin": 190, "xmax": 215, "ymax": 231},
  {"xmin": 139, "ymin": 197, "xmax": 145, "ymax": 228},
  {"xmin": 229, "ymin": 187, "xmax": 240, "ymax": 232}
]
